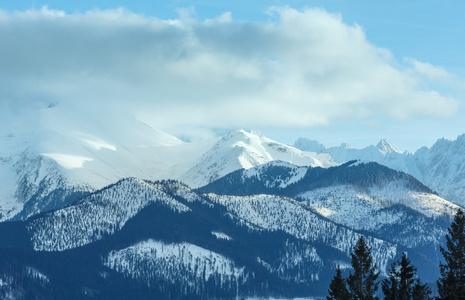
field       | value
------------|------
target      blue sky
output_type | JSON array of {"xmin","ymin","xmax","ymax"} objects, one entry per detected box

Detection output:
[{"xmin": 1, "ymin": 0, "xmax": 464, "ymax": 152}]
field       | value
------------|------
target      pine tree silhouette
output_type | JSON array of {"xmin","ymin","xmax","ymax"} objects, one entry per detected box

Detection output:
[{"xmin": 437, "ymin": 208, "xmax": 465, "ymax": 298}]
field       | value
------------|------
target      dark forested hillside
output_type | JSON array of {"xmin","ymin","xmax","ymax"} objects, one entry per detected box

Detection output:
[{"xmin": 0, "ymin": 178, "xmax": 398, "ymax": 299}]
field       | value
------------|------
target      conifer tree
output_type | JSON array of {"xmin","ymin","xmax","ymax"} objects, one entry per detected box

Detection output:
[
  {"xmin": 327, "ymin": 266, "xmax": 350, "ymax": 300},
  {"xmin": 437, "ymin": 208, "xmax": 465, "ymax": 299},
  {"xmin": 347, "ymin": 236, "xmax": 379, "ymax": 300},
  {"xmin": 382, "ymin": 252, "xmax": 431, "ymax": 300},
  {"xmin": 412, "ymin": 279, "xmax": 432, "ymax": 300},
  {"xmin": 398, "ymin": 252, "xmax": 417, "ymax": 299},
  {"xmin": 382, "ymin": 263, "xmax": 398, "ymax": 300}
]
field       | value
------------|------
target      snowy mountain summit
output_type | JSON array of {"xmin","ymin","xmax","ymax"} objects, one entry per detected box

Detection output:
[
  {"xmin": 376, "ymin": 139, "xmax": 403, "ymax": 154},
  {"xmin": 179, "ymin": 130, "xmax": 337, "ymax": 188}
]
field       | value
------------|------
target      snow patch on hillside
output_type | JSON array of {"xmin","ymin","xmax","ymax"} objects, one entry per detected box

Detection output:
[
  {"xmin": 212, "ymin": 231, "xmax": 232, "ymax": 241},
  {"xmin": 41, "ymin": 153, "xmax": 93, "ymax": 169},
  {"xmin": 25, "ymin": 267, "xmax": 49, "ymax": 285},
  {"xmin": 104, "ymin": 239, "xmax": 246, "ymax": 287}
]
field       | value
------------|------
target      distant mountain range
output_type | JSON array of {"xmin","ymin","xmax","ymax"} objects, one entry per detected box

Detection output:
[{"xmin": 294, "ymin": 134, "xmax": 465, "ymax": 206}]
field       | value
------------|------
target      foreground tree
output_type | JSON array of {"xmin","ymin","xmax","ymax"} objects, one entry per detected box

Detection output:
[
  {"xmin": 327, "ymin": 266, "xmax": 350, "ymax": 300},
  {"xmin": 382, "ymin": 252, "xmax": 431, "ymax": 300},
  {"xmin": 412, "ymin": 278, "xmax": 432, "ymax": 300},
  {"xmin": 347, "ymin": 236, "xmax": 380, "ymax": 300},
  {"xmin": 437, "ymin": 208, "xmax": 465, "ymax": 299},
  {"xmin": 382, "ymin": 263, "xmax": 398, "ymax": 300}
]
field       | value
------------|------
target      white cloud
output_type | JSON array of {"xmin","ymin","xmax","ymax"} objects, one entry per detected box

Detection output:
[
  {"xmin": 407, "ymin": 58, "xmax": 450, "ymax": 80},
  {"xmin": 0, "ymin": 6, "xmax": 462, "ymax": 140}
]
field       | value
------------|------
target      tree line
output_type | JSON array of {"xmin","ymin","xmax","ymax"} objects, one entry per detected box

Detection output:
[{"xmin": 327, "ymin": 208, "xmax": 465, "ymax": 299}]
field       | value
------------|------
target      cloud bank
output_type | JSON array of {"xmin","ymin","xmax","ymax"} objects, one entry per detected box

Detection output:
[{"xmin": 0, "ymin": 6, "xmax": 461, "ymax": 140}]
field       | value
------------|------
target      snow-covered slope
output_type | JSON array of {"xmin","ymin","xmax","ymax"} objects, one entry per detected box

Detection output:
[
  {"xmin": 200, "ymin": 160, "xmax": 459, "ymax": 251},
  {"xmin": 294, "ymin": 134, "xmax": 465, "ymax": 206},
  {"xmin": 298, "ymin": 183, "xmax": 458, "ymax": 248},
  {"xmin": 0, "ymin": 103, "xmax": 212, "ymax": 221},
  {"xmin": 104, "ymin": 239, "xmax": 247, "ymax": 291},
  {"xmin": 206, "ymin": 192, "xmax": 396, "ymax": 269},
  {"xmin": 180, "ymin": 130, "xmax": 337, "ymax": 188}
]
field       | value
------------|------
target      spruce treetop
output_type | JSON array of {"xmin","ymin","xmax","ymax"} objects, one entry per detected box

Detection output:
[
  {"xmin": 347, "ymin": 236, "xmax": 380, "ymax": 300},
  {"xmin": 438, "ymin": 208, "xmax": 465, "ymax": 298}
]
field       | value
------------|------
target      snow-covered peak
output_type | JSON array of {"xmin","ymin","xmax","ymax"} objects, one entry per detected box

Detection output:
[
  {"xmin": 376, "ymin": 139, "xmax": 403, "ymax": 154},
  {"xmin": 1, "ymin": 104, "xmax": 189, "ymax": 184},
  {"xmin": 180, "ymin": 130, "xmax": 337, "ymax": 188}
]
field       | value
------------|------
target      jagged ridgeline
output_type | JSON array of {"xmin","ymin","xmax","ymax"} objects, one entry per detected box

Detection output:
[
  {"xmin": 293, "ymin": 134, "xmax": 465, "ymax": 207},
  {"xmin": 1, "ymin": 178, "xmax": 398, "ymax": 299}
]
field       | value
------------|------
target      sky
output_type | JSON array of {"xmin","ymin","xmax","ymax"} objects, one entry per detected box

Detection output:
[{"xmin": 0, "ymin": 0, "xmax": 464, "ymax": 152}]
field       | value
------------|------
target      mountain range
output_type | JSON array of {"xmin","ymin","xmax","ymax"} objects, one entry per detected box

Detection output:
[
  {"xmin": 1, "ymin": 104, "xmax": 464, "ymax": 298},
  {"xmin": 0, "ymin": 108, "xmax": 337, "ymax": 222},
  {"xmin": 294, "ymin": 134, "xmax": 465, "ymax": 206}
]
